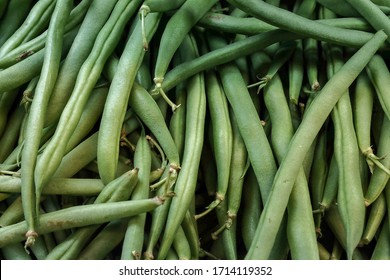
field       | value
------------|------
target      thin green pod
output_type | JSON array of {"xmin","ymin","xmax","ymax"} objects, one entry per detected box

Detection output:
[
  {"xmin": 209, "ymin": 33, "xmax": 277, "ymax": 208},
  {"xmin": 121, "ymin": 130, "xmax": 151, "ymax": 260},
  {"xmin": 316, "ymin": 0, "xmax": 390, "ymax": 17},
  {"xmin": 1, "ymin": 242, "xmax": 32, "ymax": 260},
  {"xmin": 371, "ymin": 217, "xmax": 390, "ymax": 260},
  {"xmin": 196, "ymin": 70, "xmax": 232, "ymax": 218},
  {"xmin": 0, "ymin": 104, "xmax": 25, "ymax": 162},
  {"xmin": 34, "ymin": 0, "xmax": 141, "ymax": 192},
  {"xmin": 0, "ymin": 0, "xmax": 33, "ymax": 47},
  {"xmin": 0, "ymin": 90, "xmax": 18, "ymax": 139},
  {"xmin": 0, "ymin": 197, "xmax": 164, "ymax": 248},
  {"xmin": 361, "ymin": 193, "xmax": 387, "ymax": 245},
  {"xmin": 172, "ymin": 225, "xmax": 192, "ymax": 260},
  {"xmin": 240, "ymin": 167, "xmax": 262, "ymax": 251},
  {"xmin": 20, "ymin": 0, "xmax": 72, "ymax": 248},
  {"xmin": 44, "ymin": 0, "xmax": 118, "ymax": 126},
  {"xmin": 46, "ymin": 168, "xmax": 139, "ymax": 260},
  {"xmin": 352, "ymin": 71, "xmax": 379, "ymax": 173},
  {"xmin": 0, "ymin": 26, "xmax": 78, "ymax": 93},
  {"xmin": 288, "ymin": 40, "xmax": 304, "ymax": 105},
  {"xmin": 263, "ymin": 73, "xmax": 319, "ymax": 260},
  {"xmin": 317, "ymin": 153, "xmax": 339, "ymax": 212},
  {"xmin": 245, "ymin": 30, "xmax": 387, "ymax": 260},
  {"xmin": 141, "ymin": 0, "xmax": 186, "ymax": 13},
  {"xmin": 156, "ymin": 34, "xmax": 206, "ymax": 260},
  {"xmin": 345, "ymin": 0, "xmax": 390, "ymax": 43},
  {"xmin": 327, "ymin": 44, "xmax": 365, "ymax": 260},
  {"xmin": 65, "ymin": 86, "xmax": 109, "ymax": 154},
  {"xmin": 0, "ymin": 0, "xmax": 90, "ymax": 69},
  {"xmin": 0, "ymin": 196, "xmax": 24, "ymax": 227},
  {"xmin": 153, "ymin": 0, "xmax": 218, "ymax": 111},
  {"xmin": 97, "ymin": 11, "xmax": 161, "ymax": 185},
  {"xmin": 129, "ymin": 82, "xmax": 180, "ymax": 169},
  {"xmin": 0, "ymin": 176, "xmax": 104, "ymax": 196},
  {"xmin": 366, "ymin": 54, "xmax": 390, "ymax": 122},
  {"xmin": 77, "ymin": 219, "xmax": 129, "ymax": 260},
  {"xmin": 0, "ymin": 0, "xmax": 54, "ymax": 57},
  {"xmin": 364, "ymin": 115, "xmax": 390, "ymax": 206}
]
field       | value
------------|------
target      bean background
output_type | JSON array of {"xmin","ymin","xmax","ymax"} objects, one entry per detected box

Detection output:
[{"xmin": 0, "ymin": 0, "xmax": 389, "ymax": 260}]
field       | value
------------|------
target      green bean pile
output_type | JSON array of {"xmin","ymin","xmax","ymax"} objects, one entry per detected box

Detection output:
[{"xmin": 0, "ymin": 0, "xmax": 390, "ymax": 260}]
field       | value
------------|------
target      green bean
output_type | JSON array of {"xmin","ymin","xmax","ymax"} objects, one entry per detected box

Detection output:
[
  {"xmin": 0, "ymin": 176, "xmax": 104, "ymax": 196},
  {"xmin": 198, "ymin": 12, "xmax": 275, "ymax": 35},
  {"xmin": 144, "ymin": 167, "xmax": 177, "ymax": 259},
  {"xmin": 240, "ymin": 167, "xmax": 262, "ymax": 251},
  {"xmin": 352, "ymin": 71, "xmax": 384, "ymax": 174},
  {"xmin": 156, "ymin": 33, "xmax": 206, "ymax": 260},
  {"xmin": 0, "ymin": 196, "xmax": 163, "ymax": 248},
  {"xmin": 181, "ymin": 210, "xmax": 200, "ymax": 260},
  {"xmin": 1, "ymin": 242, "xmax": 32, "ymax": 260},
  {"xmin": 220, "ymin": 108, "xmax": 247, "ymax": 257},
  {"xmin": 288, "ymin": 40, "xmax": 304, "ymax": 105},
  {"xmin": 152, "ymin": 0, "xmax": 218, "ymax": 111},
  {"xmin": 371, "ymin": 217, "xmax": 390, "ymax": 260},
  {"xmin": 129, "ymin": 82, "xmax": 180, "ymax": 170},
  {"xmin": 317, "ymin": 0, "xmax": 390, "ymax": 17},
  {"xmin": 140, "ymin": 0, "xmax": 186, "ymax": 13},
  {"xmin": 65, "ymin": 86, "xmax": 108, "ymax": 154},
  {"xmin": 78, "ymin": 219, "xmax": 128, "ymax": 260},
  {"xmin": 263, "ymin": 73, "xmax": 318, "ymax": 259},
  {"xmin": 0, "ymin": 196, "xmax": 23, "ymax": 227},
  {"xmin": 28, "ymin": 235, "xmax": 48, "ymax": 259},
  {"xmin": 364, "ymin": 116, "xmax": 390, "ymax": 206},
  {"xmin": 46, "ymin": 168, "xmax": 139, "ymax": 260},
  {"xmin": 366, "ymin": 54, "xmax": 390, "ymax": 129},
  {"xmin": 20, "ymin": 0, "xmax": 72, "ymax": 248},
  {"xmin": 44, "ymin": 0, "xmax": 117, "ymax": 126},
  {"xmin": 303, "ymin": 38, "xmax": 321, "ymax": 91},
  {"xmin": 248, "ymin": 41, "xmax": 295, "ymax": 92},
  {"xmin": 361, "ymin": 193, "xmax": 386, "ymax": 245},
  {"xmin": 0, "ymin": 105, "xmax": 25, "ymax": 162},
  {"xmin": 226, "ymin": 0, "xmax": 376, "ymax": 48},
  {"xmin": 34, "ymin": 0, "xmax": 141, "ymax": 193},
  {"xmin": 121, "ymin": 130, "xmax": 151, "ymax": 260},
  {"xmin": 0, "ymin": 0, "xmax": 33, "ymax": 47},
  {"xmin": 0, "ymin": 0, "xmax": 54, "ymax": 57},
  {"xmin": 0, "ymin": 0, "xmax": 91, "ymax": 69},
  {"xmin": 196, "ymin": 70, "xmax": 232, "ymax": 219},
  {"xmin": 316, "ymin": 153, "xmax": 338, "ymax": 212},
  {"xmin": 317, "ymin": 242, "xmax": 331, "ymax": 260},
  {"xmin": 345, "ymin": 0, "xmax": 390, "ymax": 43},
  {"xmin": 169, "ymin": 81, "xmax": 187, "ymax": 160},
  {"xmin": 309, "ymin": 127, "xmax": 328, "ymax": 233},
  {"xmin": 172, "ymin": 225, "xmax": 192, "ymax": 260},
  {"xmin": 209, "ymin": 33, "xmax": 277, "ymax": 209},
  {"xmin": 0, "ymin": 27, "xmax": 78, "ymax": 93},
  {"xmin": 245, "ymin": 30, "xmax": 387, "ymax": 260},
  {"xmin": 97, "ymin": 11, "xmax": 160, "ymax": 185},
  {"xmin": 0, "ymin": 90, "xmax": 19, "ymax": 139}
]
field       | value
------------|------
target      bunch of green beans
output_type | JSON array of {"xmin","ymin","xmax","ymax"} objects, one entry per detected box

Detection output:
[{"xmin": 0, "ymin": 0, "xmax": 390, "ymax": 260}]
